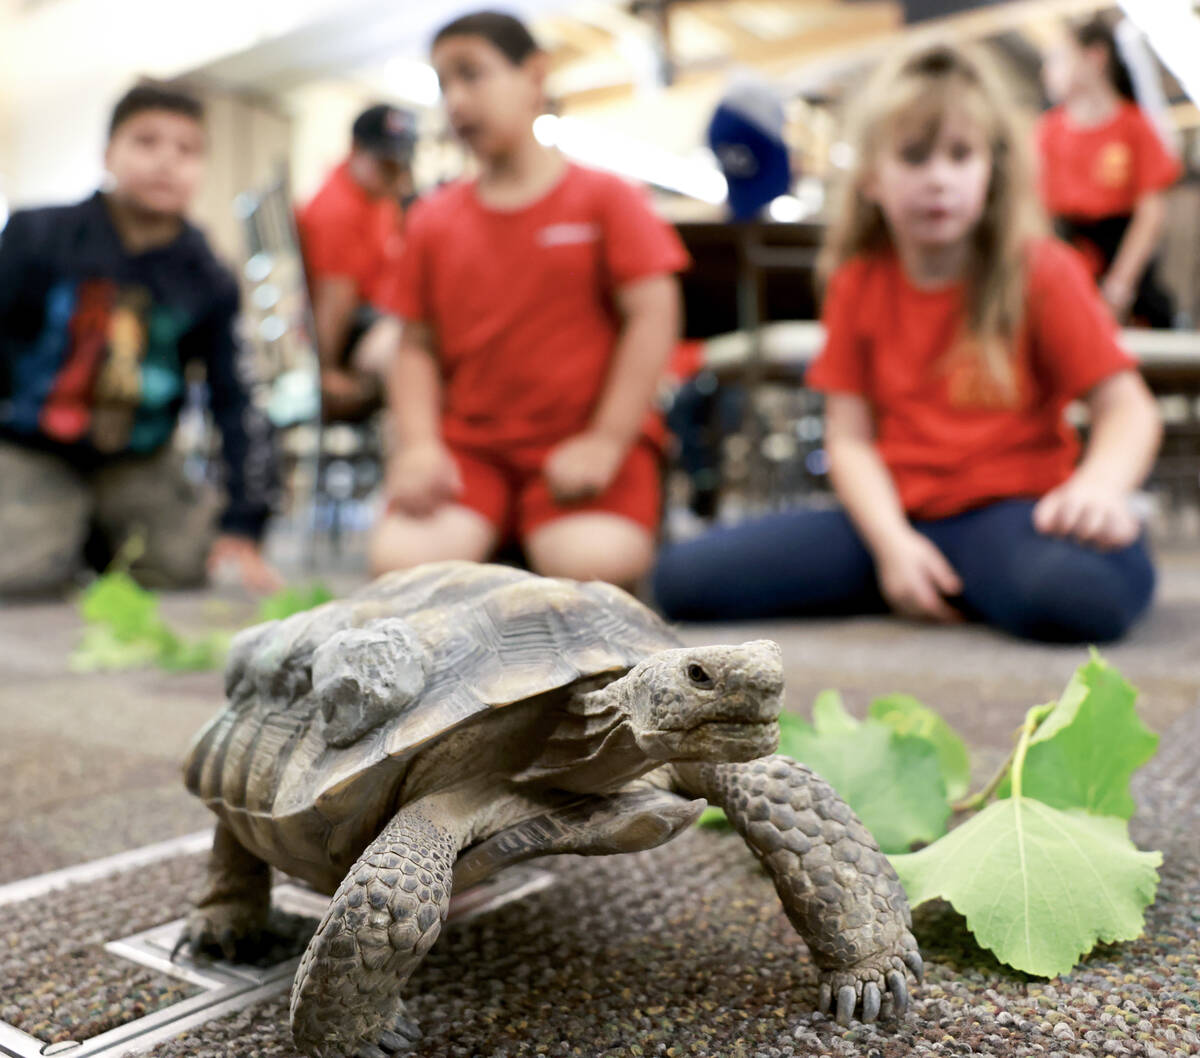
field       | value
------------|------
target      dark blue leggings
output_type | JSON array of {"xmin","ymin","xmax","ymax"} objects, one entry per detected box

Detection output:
[{"xmin": 652, "ymin": 499, "xmax": 1156, "ymax": 643}]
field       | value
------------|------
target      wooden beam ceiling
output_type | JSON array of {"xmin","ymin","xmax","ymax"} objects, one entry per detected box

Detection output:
[{"xmin": 538, "ymin": 0, "xmax": 1116, "ymax": 112}]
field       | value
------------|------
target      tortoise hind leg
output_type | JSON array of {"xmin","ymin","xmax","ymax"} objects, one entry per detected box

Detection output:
[
  {"xmin": 177, "ymin": 821, "xmax": 272, "ymax": 962},
  {"xmin": 289, "ymin": 804, "xmax": 458, "ymax": 1058}
]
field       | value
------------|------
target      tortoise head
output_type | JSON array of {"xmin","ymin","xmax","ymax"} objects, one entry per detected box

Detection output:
[{"xmin": 615, "ymin": 640, "xmax": 783, "ymax": 763}]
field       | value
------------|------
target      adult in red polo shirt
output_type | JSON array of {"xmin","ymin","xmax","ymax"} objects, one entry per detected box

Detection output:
[
  {"xmin": 1038, "ymin": 18, "xmax": 1181, "ymax": 326},
  {"xmin": 297, "ymin": 104, "xmax": 417, "ymax": 420}
]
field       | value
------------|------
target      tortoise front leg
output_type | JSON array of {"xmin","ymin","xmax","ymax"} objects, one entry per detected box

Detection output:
[
  {"xmin": 290, "ymin": 804, "xmax": 458, "ymax": 1058},
  {"xmin": 177, "ymin": 821, "xmax": 272, "ymax": 961},
  {"xmin": 672, "ymin": 757, "xmax": 922, "ymax": 1026}
]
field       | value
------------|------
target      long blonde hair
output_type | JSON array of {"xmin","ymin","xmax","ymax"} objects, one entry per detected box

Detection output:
[{"xmin": 819, "ymin": 43, "xmax": 1046, "ymax": 399}]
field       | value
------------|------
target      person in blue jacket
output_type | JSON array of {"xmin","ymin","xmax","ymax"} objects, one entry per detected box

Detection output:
[{"xmin": 0, "ymin": 81, "xmax": 280, "ymax": 595}]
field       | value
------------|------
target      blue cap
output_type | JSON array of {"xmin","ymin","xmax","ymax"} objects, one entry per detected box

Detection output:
[{"xmin": 707, "ymin": 76, "xmax": 791, "ymax": 220}]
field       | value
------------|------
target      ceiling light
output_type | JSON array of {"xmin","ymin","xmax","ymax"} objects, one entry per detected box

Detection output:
[{"xmin": 383, "ymin": 57, "xmax": 440, "ymax": 107}]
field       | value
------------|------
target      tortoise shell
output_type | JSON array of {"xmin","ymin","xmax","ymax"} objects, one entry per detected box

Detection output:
[{"xmin": 182, "ymin": 562, "xmax": 681, "ymax": 884}]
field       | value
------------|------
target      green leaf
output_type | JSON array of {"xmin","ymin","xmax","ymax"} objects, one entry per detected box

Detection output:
[
  {"xmin": 79, "ymin": 570, "xmax": 166, "ymax": 642},
  {"xmin": 869, "ymin": 694, "xmax": 971, "ymax": 802},
  {"xmin": 775, "ymin": 710, "xmax": 813, "ymax": 761},
  {"xmin": 256, "ymin": 583, "xmax": 334, "ymax": 623},
  {"xmin": 997, "ymin": 656, "xmax": 1158, "ymax": 819},
  {"xmin": 158, "ymin": 631, "xmax": 233, "ymax": 672},
  {"xmin": 789, "ymin": 720, "xmax": 949, "ymax": 854},
  {"xmin": 890, "ymin": 799, "xmax": 1161, "ymax": 977},
  {"xmin": 812, "ymin": 690, "xmax": 858, "ymax": 734},
  {"xmin": 69, "ymin": 625, "xmax": 162, "ymax": 672},
  {"xmin": 697, "ymin": 805, "xmax": 732, "ymax": 830},
  {"xmin": 73, "ymin": 569, "xmax": 243, "ymax": 673}
]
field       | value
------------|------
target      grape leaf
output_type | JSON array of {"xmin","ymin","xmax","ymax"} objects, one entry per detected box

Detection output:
[
  {"xmin": 869, "ymin": 693, "xmax": 971, "ymax": 802},
  {"xmin": 996, "ymin": 656, "xmax": 1158, "ymax": 819},
  {"xmin": 787, "ymin": 717, "xmax": 949, "ymax": 854},
  {"xmin": 700, "ymin": 702, "xmax": 950, "ymax": 851},
  {"xmin": 890, "ymin": 798, "xmax": 1161, "ymax": 977},
  {"xmin": 811, "ymin": 689, "xmax": 858, "ymax": 735}
]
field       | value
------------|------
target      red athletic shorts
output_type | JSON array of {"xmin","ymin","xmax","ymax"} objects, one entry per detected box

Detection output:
[{"xmin": 449, "ymin": 437, "xmax": 661, "ymax": 540}]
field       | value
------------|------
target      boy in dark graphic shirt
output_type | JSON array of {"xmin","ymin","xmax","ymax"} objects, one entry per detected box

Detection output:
[{"xmin": 0, "ymin": 81, "xmax": 280, "ymax": 595}]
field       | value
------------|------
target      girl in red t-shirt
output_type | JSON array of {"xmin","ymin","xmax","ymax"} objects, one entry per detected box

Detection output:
[
  {"xmin": 654, "ymin": 43, "xmax": 1161, "ymax": 643},
  {"xmin": 1038, "ymin": 18, "xmax": 1181, "ymax": 325},
  {"xmin": 371, "ymin": 11, "xmax": 688, "ymax": 585}
]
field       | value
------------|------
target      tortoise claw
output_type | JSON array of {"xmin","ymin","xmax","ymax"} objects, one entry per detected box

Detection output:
[
  {"xmin": 379, "ymin": 1025, "xmax": 420, "ymax": 1051},
  {"xmin": 904, "ymin": 950, "xmax": 924, "ymax": 984},
  {"xmin": 836, "ymin": 984, "xmax": 857, "ymax": 1027},
  {"xmin": 861, "ymin": 981, "xmax": 881, "ymax": 1023},
  {"xmin": 169, "ymin": 932, "xmax": 190, "ymax": 963},
  {"xmin": 217, "ymin": 929, "xmax": 239, "ymax": 962},
  {"xmin": 886, "ymin": 969, "xmax": 909, "ymax": 1017},
  {"xmin": 374, "ymin": 1007, "xmax": 422, "ymax": 1053},
  {"xmin": 817, "ymin": 981, "xmax": 832, "ymax": 1014}
]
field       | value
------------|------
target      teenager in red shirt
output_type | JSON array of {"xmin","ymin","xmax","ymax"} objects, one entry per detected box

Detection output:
[
  {"xmin": 1038, "ymin": 18, "xmax": 1181, "ymax": 325},
  {"xmin": 297, "ymin": 104, "xmax": 416, "ymax": 420},
  {"xmin": 655, "ymin": 44, "xmax": 1161, "ymax": 643},
  {"xmin": 371, "ymin": 11, "xmax": 688, "ymax": 586}
]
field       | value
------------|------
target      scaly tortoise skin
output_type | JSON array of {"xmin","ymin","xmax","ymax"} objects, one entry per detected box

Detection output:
[{"xmin": 179, "ymin": 561, "xmax": 921, "ymax": 1058}]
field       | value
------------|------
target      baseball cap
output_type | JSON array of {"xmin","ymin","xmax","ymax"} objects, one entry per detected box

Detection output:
[
  {"xmin": 707, "ymin": 74, "xmax": 791, "ymax": 221},
  {"xmin": 352, "ymin": 104, "xmax": 419, "ymax": 164}
]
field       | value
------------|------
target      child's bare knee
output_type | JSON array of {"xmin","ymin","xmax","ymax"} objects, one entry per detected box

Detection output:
[
  {"xmin": 367, "ymin": 521, "xmax": 427, "ymax": 577},
  {"xmin": 369, "ymin": 509, "xmax": 495, "ymax": 575},
  {"xmin": 527, "ymin": 519, "xmax": 655, "ymax": 586}
]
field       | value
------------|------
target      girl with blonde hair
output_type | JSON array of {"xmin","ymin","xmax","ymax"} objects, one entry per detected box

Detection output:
[{"xmin": 654, "ymin": 42, "xmax": 1161, "ymax": 643}]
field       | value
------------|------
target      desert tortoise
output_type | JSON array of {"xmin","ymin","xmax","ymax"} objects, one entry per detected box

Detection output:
[{"xmin": 180, "ymin": 561, "xmax": 921, "ymax": 1057}]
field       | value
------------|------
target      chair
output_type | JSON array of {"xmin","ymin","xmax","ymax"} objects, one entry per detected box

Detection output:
[{"xmin": 232, "ymin": 171, "xmax": 382, "ymax": 567}]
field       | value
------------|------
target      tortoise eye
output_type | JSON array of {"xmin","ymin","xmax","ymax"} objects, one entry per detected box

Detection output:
[{"xmin": 687, "ymin": 663, "xmax": 714, "ymax": 687}]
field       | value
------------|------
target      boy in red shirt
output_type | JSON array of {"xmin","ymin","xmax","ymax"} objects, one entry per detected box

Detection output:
[
  {"xmin": 371, "ymin": 12, "xmax": 688, "ymax": 586},
  {"xmin": 655, "ymin": 44, "xmax": 1161, "ymax": 644},
  {"xmin": 297, "ymin": 104, "xmax": 416, "ymax": 420},
  {"xmin": 1038, "ymin": 18, "xmax": 1181, "ymax": 325}
]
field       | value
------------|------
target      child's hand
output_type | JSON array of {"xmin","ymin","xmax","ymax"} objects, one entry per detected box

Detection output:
[
  {"xmin": 1033, "ymin": 477, "xmax": 1140, "ymax": 550},
  {"xmin": 386, "ymin": 441, "xmax": 462, "ymax": 518},
  {"xmin": 544, "ymin": 432, "xmax": 626, "ymax": 504},
  {"xmin": 320, "ymin": 367, "xmax": 376, "ymax": 421},
  {"xmin": 875, "ymin": 529, "xmax": 964, "ymax": 623},
  {"xmin": 207, "ymin": 534, "xmax": 284, "ymax": 595},
  {"xmin": 1099, "ymin": 272, "xmax": 1135, "ymax": 322}
]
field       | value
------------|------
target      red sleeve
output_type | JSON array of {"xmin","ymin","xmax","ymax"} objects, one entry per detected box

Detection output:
[
  {"xmin": 1127, "ymin": 107, "xmax": 1182, "ymax": 197},
  {"xmin": 598, "ymin": 175, "xmax": 690, "ymax": 287},
  {"xmin": 299, "ymin": 198, "xmax": 372, "ymax": 291},
  {"xmin": 805, "ymin": 260, "xmax": 869, "ymax": 395},
  {"xmin": 381, "ymin": 200, "xmax": 433, "ymax": 322},
  {"xmin": 1027, "ymin": 239, "xmax": 1138, "ymax": 399}
]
